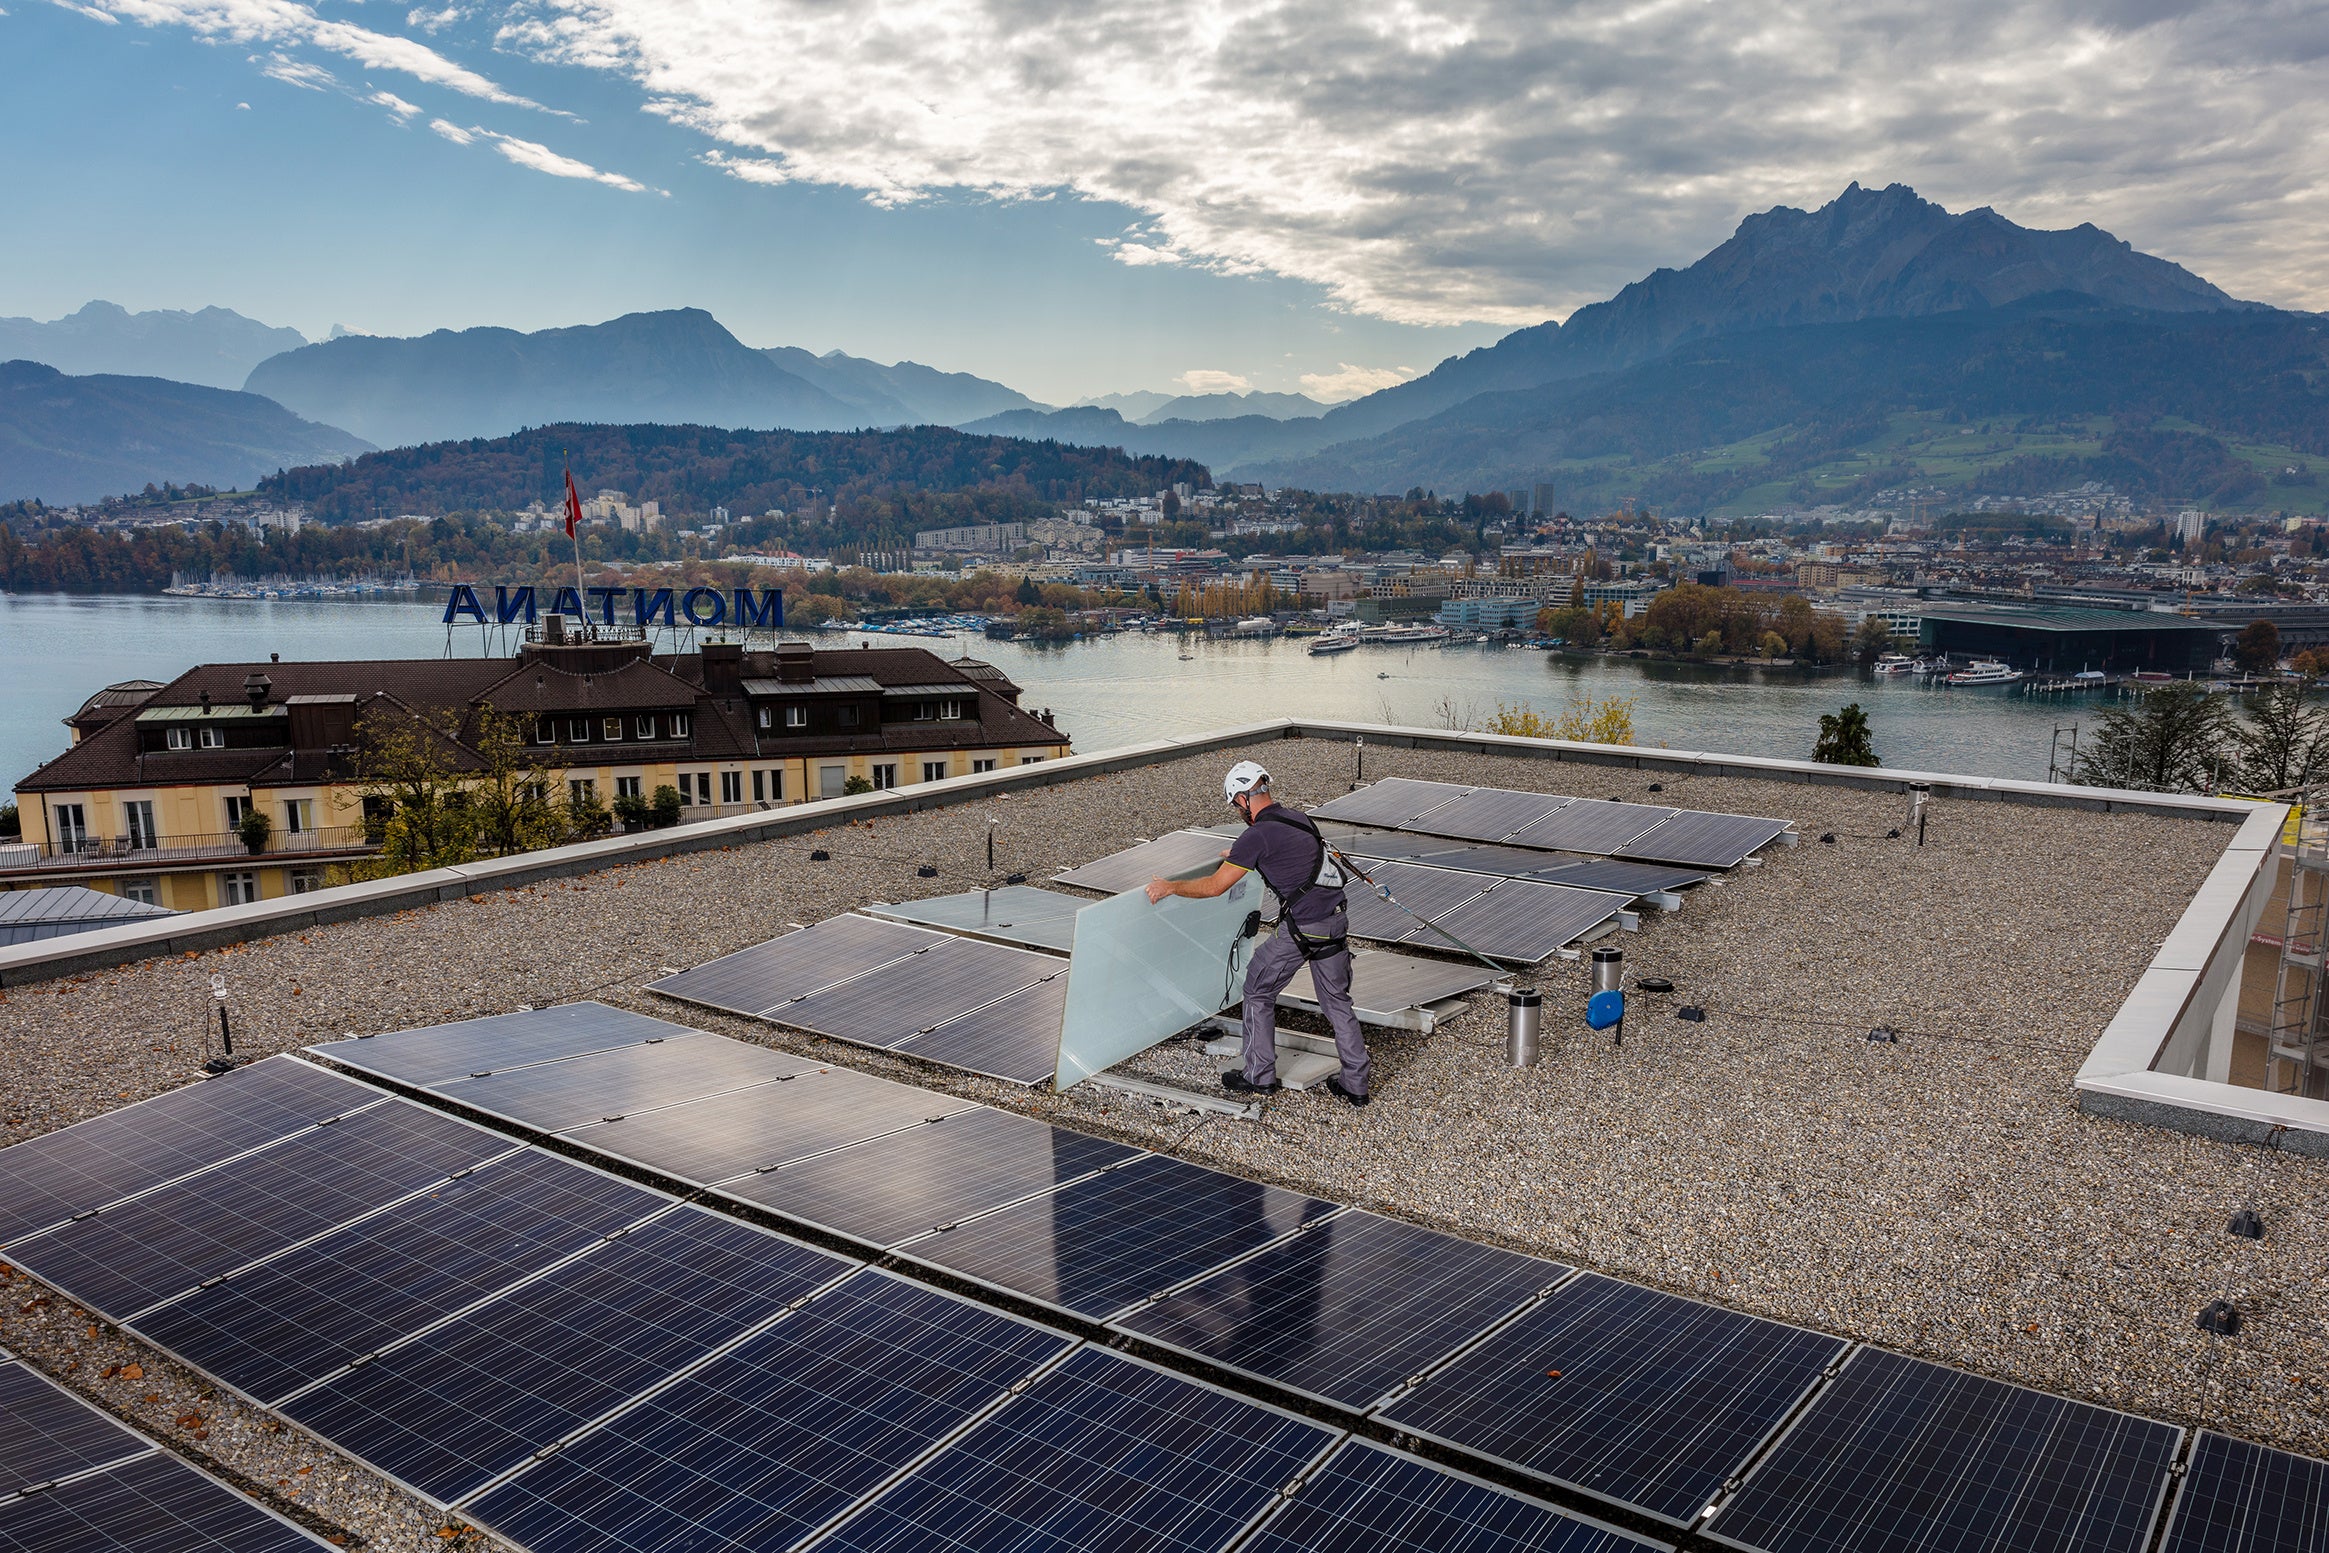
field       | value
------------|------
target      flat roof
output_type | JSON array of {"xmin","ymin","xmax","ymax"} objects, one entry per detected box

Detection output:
[{"xmin": 1918, "ymin": 603, "xmax": 2223, "ymax": 633}]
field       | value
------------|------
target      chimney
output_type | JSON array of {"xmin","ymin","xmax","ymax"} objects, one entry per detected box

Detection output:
[
  {"xmin": 702, "ymin": 640, "xmax": 744, "ymax": 693},
  {"xmin": 776, "ymin": 641, "xmax": 815, "ymax": 684},
  {"xmin": 243, "ymin": 672, "xmax": 273, "ymax": 709}
]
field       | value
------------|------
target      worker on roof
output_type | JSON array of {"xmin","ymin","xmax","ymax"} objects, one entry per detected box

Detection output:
[{"xmin": 1145, "ymin": 760, "xmax": 1369, "ymax": 1107}]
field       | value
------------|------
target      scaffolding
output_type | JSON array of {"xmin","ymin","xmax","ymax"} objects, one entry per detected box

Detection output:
[{"xmin": 2266, "ymin": 797, "xmax": 2329, "ymax": 1098}]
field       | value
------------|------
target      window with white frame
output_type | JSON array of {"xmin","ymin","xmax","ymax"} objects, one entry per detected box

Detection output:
[
  {"xmin": 721, "ymin": 771, "xmax": 742, "ymax": 804},
  {"xmin": 198, "ymin": 725, "xmax": 224, "ymax": 749},
  {"xmin": 603, "ymin": 717, "xmax": 623, "ymax": 741},
  {"xmin": 223, "ymin": 795, "xmax": 250, "ymax": 829},
  {"xmin": 166, "ymin": 726, "xmax": 192, "ymax": 750},
  {"xmin": 871, "ymin": 763, "xmax": 898, "ymax": 790},
  {"xmin": 567, "ymin": 717, "xmax": 590, "ymax": 742},
  {"xmin": 635, "ymin": 714, "xmax": 655, "ymax": 739},
  {"xmin": 54, "ymin": 804, "xmax": 88, "ymax": 851},
  {"xmin": 1020, "ymin": 755, "xmax": 1044, "ymax": 765},
  {"xmin": 121, "ymin": 877, "xmax": 160, "ymax": 905},
  {"xmin": 671, "ymin": 712, "xmax": 692, "ymax": 738},
  {"xmin": 289, "ymin": 868, "xmax": 323, "ymax": 894},
  {"xmin": 123, "ymin": 800, "xmax": 156, "ymax": 850},
  {"xmin": 757, "ymin": 707, "xmax": 772, "ymax": 730},
  {"xmin": 972, "ymin": 758, "xmax": 996, "ymax": 773},
  {"xmin": 784, "ymin": 705, "xmax": 808, "ymax": 728},
  {"xmin": 615, "ymin": 775, "xmax": 641, "ymax": 799},
  {"xmin": 569, "ymin": 778, "xmax": 596, "ymax": 804},
  {"xmin": 282, "ymin": 799, "xmax": 312, "ymax": 834},
  {"xmin": 535, "ymin": 720, "xmax": 555, "ymax": 744},
  {"xmin": 922, "ymin": 760, "xmax": 948, "ymax": 783},
  {"xmin": 222, "ymin": 871, "xmax": 259, "ymax": 905}
]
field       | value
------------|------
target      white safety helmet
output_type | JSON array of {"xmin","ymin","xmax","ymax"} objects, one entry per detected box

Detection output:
[{"xmin": 1223, "ymin": 760, "xmax": 1270, "ymax": 806}]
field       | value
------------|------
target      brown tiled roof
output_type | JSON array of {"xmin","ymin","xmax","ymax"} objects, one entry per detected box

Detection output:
[{"xmin": 471, "ymin": 657, "xmax": 702, "ymax": 714}]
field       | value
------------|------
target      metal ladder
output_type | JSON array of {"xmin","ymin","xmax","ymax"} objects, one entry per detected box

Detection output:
[{"xmin": 2266, "ymin": 792, "xmax": 2329, "ymax": 1097}]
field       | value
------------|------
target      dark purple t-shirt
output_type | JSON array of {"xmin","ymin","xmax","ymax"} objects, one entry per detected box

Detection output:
[{"xmin": 1227, "ymin": 806, "xmax": 1346, "ymax": 927}]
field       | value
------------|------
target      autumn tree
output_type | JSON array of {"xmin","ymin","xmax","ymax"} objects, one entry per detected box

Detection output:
[{"xmin": 1813, "ymin": 703, "xmax": 1879, "ymax": 766}]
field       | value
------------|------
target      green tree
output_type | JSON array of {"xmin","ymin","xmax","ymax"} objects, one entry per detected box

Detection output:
[
  {"xmin": 650, "ymin": 784, "xmax": 684, "ymax": 827},
  {"xmin": 1813, "ymin": 703, "xmax": 1879, "ymax": 766},
  {"xmin": 2075, "ymin": 683, "xmax": 2240, "ymax": 793},
  {"xmin": 2236, "ymin": 681, "xmax": 2327, "ymax": 793},
  {"xmin": 1013, "ymin": 575, "xmax": 1040, "ymax": 606},
  {"xmin": 2234, "ymin": 619, "xmax": 2282, "ymax": 675},
  {"xmin": 464, "ymin": 706, "xmax": 564, "ymax": 855},
  {"xmin": 1852, "ymin": 615, "xmax": 1897, "ymax": 667},
  {"xmin": 842, "ymin": 774, "xmax": 875, "ymax": 795},
  {"xmin": 351, "ymin": 706, "xmax": 479, "ymax": 877}
]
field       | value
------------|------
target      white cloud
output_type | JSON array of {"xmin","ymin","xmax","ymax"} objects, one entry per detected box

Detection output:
[
  {"xmin": 406, "ymin": 4, "xmax": 459, "ymax": 30},
  {"xmin": 1175, "ymin": 369, "xmax": 1251, "ymax": 394},
  {"xmin": 488, "ymin": 0, "xmax": 2329, "ymax": 320},
  {"xmin": 368, "ymin": 87, "xmax": 422, "ymax": 118},
  {"xmin": 428, "ymin": 115, "xmax": 474, "ymax": 143},
  {"xmin": 253, "ymin": 48, "xmax": 333, "ymax": 88},
  {"xmin": 78, "ymin": 0, "xmax": 546, "ymax": 110},
  {"xmin": 484, "ymin": 129, "xmax": 652, "ymax": 191},
  {"xmin": 235, "ymin": 99, "xmax": 250, "ymax": 108},
  {"xmin": 1300, "ymin": 362, "xmax": 1418, "ymax": 402}
]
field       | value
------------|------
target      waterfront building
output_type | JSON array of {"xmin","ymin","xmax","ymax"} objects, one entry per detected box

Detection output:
[{"xmin": 6, "ymin": 638, "xmax": 1068, "ymax": 912}]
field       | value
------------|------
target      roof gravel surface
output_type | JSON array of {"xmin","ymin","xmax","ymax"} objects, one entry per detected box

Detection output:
[{"xmin": 1, "ymin": 737, "xmax": 2323, "ymax": 1547}]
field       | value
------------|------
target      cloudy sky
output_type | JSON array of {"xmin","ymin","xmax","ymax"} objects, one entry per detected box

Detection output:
[{"xmin": 4, "ymin": 0, "xmax": 2324, "ymax": 403}]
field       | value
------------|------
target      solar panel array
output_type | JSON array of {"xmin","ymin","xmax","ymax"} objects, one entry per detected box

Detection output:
[
  {"xmin": 1314, "ymin": 778, "xmax": 1790, "ymax": 868},
  {"xmin": 650, "ymin": 921, "xmax": 1068, "ymax": 1085},
  {"xmin": 863, "ymin": 884, "xmax": 1085, "ymax": 953},
  {"xmin": 0, "ymin": 1415, "xmax": 332, "ymax": 1552},
  {"xmin": 4, "ymin": 1004, "xmax": 2316, "ymax": 1553}
]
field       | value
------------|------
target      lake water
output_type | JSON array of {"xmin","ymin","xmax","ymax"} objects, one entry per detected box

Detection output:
[{"xmin": 0, "ymin": 591, "xmax": 2092, "ymax": 791}]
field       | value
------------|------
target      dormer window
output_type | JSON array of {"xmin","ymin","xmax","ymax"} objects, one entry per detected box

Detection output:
[
  {"xmin": 535, "ymin": 720, "xmax": 555, "ymax": 744},
  {"xmin": 785, "ymin": 706, "xmax": 807, "ymax": 728},
  {"xmin": 838, "ymin": 706, "xmax": 860, "ymax": 728},
  {"xmin": 567, "ymin": 718, "xmax": 590, "ymax": 742},
  {"xmin": 670, "ymin": 712, "xmax": 692, "ymax": 738},
  {"xmin": 603, "ymin": 717, "xmax": 623, "ymax": 741},
  {"xmin": 636, "ymin": 714, "xmax": 656, "ymax": 739},
  {"xmin": 198, "ymin": 725, "xmax": 224, "ymax": 749},
  {"xmin": 166, "ymin": 726, "xmax": 191, "ymax": 750},
  {"xmin": 757, "ymin": 707, "xmax": 772, "ymax": 730}
]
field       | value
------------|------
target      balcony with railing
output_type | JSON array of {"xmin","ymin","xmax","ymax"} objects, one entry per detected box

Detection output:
[{"xmin": 0, "ymin": 825, "xmax": 379, "ymax": 876}]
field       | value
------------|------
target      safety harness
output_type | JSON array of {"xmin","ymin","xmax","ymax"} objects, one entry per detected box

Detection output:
[{"xmin": 1248, "ymin": 806, "xmax": 1351, "ymax": 962}]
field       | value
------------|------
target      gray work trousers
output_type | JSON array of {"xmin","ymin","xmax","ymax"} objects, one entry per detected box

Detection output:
[{"xmin": 1241, "ymin": 920, "xmax": 1369, "ymax": 1095}]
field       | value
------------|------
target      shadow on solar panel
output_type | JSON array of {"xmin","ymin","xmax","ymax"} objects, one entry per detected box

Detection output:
[
  {"xmin": 1311, "ymin": 778, "xmax": 1473, "ymax": 828},
  {"xmin": 1247, "ymin": 1441, "xmax": 1669, "ymax": 1553}
]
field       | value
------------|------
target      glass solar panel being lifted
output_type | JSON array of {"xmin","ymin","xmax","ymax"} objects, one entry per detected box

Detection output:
[
  {"xmin": 1244, "ymin": 1441, "xmax": 1672, "ymax": 1553},
  {"xmin": 647, "ymin": 915, "xmax": 942, "ymax": 1018},
  {"xmin": 5, "ymin": 1100, "xmax": 514, "ymax": 1322},
  {"xmin": 1380, "ymin": 1271, "xmax": 1846, "ymax": 1526},
  {"xmin": 0, "ymin": 1056, "xmax": 368, "ymax": 1248},
  {"xmin": 1052, "ymin": 829, "xmax": 1233, "ymax": 895},
  {"xmin": 862, "ymin": 887, "xmax": 1084, "ymax": 954},
  {"xmin": 308, "ymin": 1003, "xmax": 701, "ymax": 1087},
  {"xmin": 1706, "ymin": 1345, "xmax": 2181, "ymax": 1553},
  {"xmin": 0, "ymin": 1447, "xmax": 331, "ymax": 1553},
  {"xmin": 132, "ymin": 1150, "xmax": 666, "ymax": 1406},
  {"xmin": 1311, "ymin": 778, "xmax": 1475, "ymax": 828},
  {"xmin": 567, "ymin": 1068, "xmax": 981, "ymax": 1187},
  {"xmin": 1613, "ymin": 811, "xmax": 1793, "ymax": 869},
  {"xmin": 775, "ymin": 936, "xmax": 1059, "ymax": 1049},
  {"xmin": 901, "ymin": 1153, "xmax": 1336, "ymax": 1320},
  {"xmin": 279, "ymin": 1206, "xmax": 855, "ymax": 1506},
  {"xmin": 723, "ymin": 1107, "xmax": 1140, "ymax": 1249},
  {"xmin": 816, "ymin": 1345, "xmax": 1337, "ymax": 1553},
  {"xmin": 2157, "ymin": 1431, "xmax": 2329, "ymax": 1553},
  {"xmin": 431, "ymin": 1032, "xmax": 821, "ymax": 1132},
  {"xmin": 464, "ymin": 1271, "xmax": 1074, "ymax": 1553},
  {"xmin": 893, "ymin": 974, "xmax": 1070, "ymax": 1085},
  {"xmin": 1114, "ymin": 1210, "xmax": 1564, "ymax": 1410},
  {"xmin": 0, "ymin": 1357, "xmax": 149, "ymax": 1495}
]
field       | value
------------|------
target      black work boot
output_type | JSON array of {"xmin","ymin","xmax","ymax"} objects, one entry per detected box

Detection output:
[
  {"xmin": 1324, "ymin": 1076, "xmax": 1371, "ymax": 1108},
  {"xmin": 1222, "ymin": 1071, "xmax": 1281, "ymax": 1095}
]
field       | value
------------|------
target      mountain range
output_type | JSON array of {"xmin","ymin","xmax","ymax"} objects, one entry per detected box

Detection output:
[
  {"xmin": 0, "ymin": 360, "xmax": 372, "ymax": 504},
  {"xmin": 5, "ymin": 181, "xmax": 2323, "ymax": 512},
  {"xmin": 0, "ymin": 302, "xmax": 310, "ymax": 391}
]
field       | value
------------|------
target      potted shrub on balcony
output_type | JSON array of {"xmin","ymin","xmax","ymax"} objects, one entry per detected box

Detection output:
[
  {"xmin": 238, "ymin": 809, "xmax": 273, "ymax": 854},
  {"xmin": 612, "ymin": 791, "xmax": 650, "ymax": 833}
]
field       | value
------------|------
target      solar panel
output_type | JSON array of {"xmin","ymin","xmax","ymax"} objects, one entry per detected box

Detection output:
[
  {"xmin": 776, "ymin": 937, "xmax": 1058, "ymax": 1049},
  {"xmin": 1706, "ymin": 1346, "xmax": 2181, "ymax": 1553},
  {"xmin": 132, "ymin": 1151, "xmax": 665, "ymax": 1405},
  {"xmin": 279, "ymin": 1206, "xmax": 854, "ymax": 1505},
  {"xmin": 0, "ymin": 1359, "xmax": 147, "ymax": 1495},
  {"xmin": 893, "ymin": 976, "xmax": 1070, "ymax": 1085},
  {"xmin": 722, "ymin": 1108, "xmax": 1140, "ymax": 1249},
  {"xmin": 1614, "ymin": 812, "xmax": 1792, "ymax": 869},
  {"xmin": 1115, "ymin": 1210, "xmax": 1563, "ymax": 1410},
  {"xmin": 1413, "ymin": 879, "xmax": 1630, "ymax": 962},
  {"xmin": 0, "ymin": 1057, "xmax": 367, "ymax": 1247},
  {"xmin": 307, "ymin": 1003, "xmax": 700, "ymax": 1087},
  {"xmin": 902, "ymin": 1154, "xmax": 1336, "ymax": 1319},
  {"xmin": 1245, "ymin": 1440, "xmax": 1669, "ymax": 1553},
  {"xmin": 464, "ymin": 1271, "xmax": 1073, "ymax": 1553},
  {"xmin": 569, "ymin": 1068, "xmax": 980, "ymax": 1187},
  {"xmin": 1318, "ymin": 827, "xmax": 1453, "ymax": 863},
  {"xmin": 1535, "ymin": 858, "xmax": 1710, "ymax": 895},
  {"xmin": 1053, "ymin": 830, "xmax": 1233, "ymax": 895},
  {"xmin": 1352, "ymin": 838, "xmax": 1584, "ymax": 879},
  {"xmin": 862, "ymin": 887, "xmax": 1084, "ymax": 954},
  {"xmin": 1407, "ymin": 788, "xmax": 1572, "ymax": 843},
  {"xmin": 0, "ymin": 1449, "xmax": 329, "ymax": 1553},
  {"xmin": 1381, "ymin": 1272, "xmax": 1845, "ymax": 1525},
  {"xmin": 1312, "ymin": 778, "xmax": 1475, "ymax": 828},
  {"xmin": 432, "ymin": 1033, "xmax": 821, "ymax": 1132},
  {"xmin": 817, "ymin": 1345, "xmax": 1335, "ymax": 1553},
  {"xmin": 2159, "ymin": 1431, "xmax": 2329, "ymax": 1553},
  {"xmin": 6, "ymin": 1101, "xmax": 512, "ymax": 1321},
  {"xmin": 1282, "ymin": 950, "xmax": 1500, "ymax": 1024},
  {"xmin": 1503, "ymin": 799, "xmax": 1678, "ymax": 854},
  {"xmin": 647, "ymin": 916, "xmax": 942, "ymax": 1018},
  {"xmin": 1342, "ymin": 860, "xmax": 1497, "ymax": 944}
]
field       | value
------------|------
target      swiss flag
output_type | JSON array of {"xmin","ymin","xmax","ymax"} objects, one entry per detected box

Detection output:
[{"xmin": 563, "ymin": 467, "xmax": 584, "ymax": 538}]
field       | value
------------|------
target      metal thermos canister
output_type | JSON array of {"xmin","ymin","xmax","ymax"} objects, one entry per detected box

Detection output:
[
  {"xmin": 1591, "ymin": 944, "xmax": 1624, "ymax": 993},
  {"xmin": 1505, "ymin": 987, "xmax": 1542, "ymax": 1067}
]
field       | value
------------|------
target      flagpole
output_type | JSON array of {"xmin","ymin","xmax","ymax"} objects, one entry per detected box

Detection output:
[{"xmin": 563, "ymin": 456, "xmax": 588, "ymax": 639}]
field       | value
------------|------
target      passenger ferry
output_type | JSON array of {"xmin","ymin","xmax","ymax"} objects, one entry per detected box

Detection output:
[{"xmin": 1945, "ymin": 659, "xmax": 2024, "ymax": 686}]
